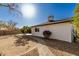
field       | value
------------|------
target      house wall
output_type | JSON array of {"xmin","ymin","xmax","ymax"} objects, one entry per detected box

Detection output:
[{"xmin": 31, "ymin": 22, "xmax": 73, "ymax": 43}]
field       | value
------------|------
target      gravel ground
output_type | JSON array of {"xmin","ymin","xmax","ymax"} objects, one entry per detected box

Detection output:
[
  {"xmin": 23, "ymin": 36, "xmax": 79, "ymax": 56},
  {"xmin": 44, "ymin": 39, "xmax": 79, "ymax": 56},
  {"xmin": 0, "ymin": 34, "xmax": 79, "ymax": 56}
]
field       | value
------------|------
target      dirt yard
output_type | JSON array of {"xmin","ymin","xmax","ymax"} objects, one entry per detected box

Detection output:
[
  {"xmin": 0, "ymin": 34, "xmax": 79, "ymax": 56},
  {"xmin": 28, "ymin": 36, "xmax": 79, "ymax": 56},
  {"xmin": 0, "ymin": 34, "xmax": 38, "ymax": 56}
]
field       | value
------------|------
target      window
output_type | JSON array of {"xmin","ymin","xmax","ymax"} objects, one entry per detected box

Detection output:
[{"xmin": 35, "ymin": 28, "xmax": 39, "ymax": 32}]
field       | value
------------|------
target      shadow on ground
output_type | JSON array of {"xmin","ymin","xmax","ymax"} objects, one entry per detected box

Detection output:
[
  {"xmin": 14, "ymin": 35, "xmax": 29, "ymax": 46},
  {"xmin": 14, "ymin": 34, "xmax": 38, "ymax": 46},
  {"xmin": 14, "ymin": 34, "xmax": 79, "ymax": 56}
]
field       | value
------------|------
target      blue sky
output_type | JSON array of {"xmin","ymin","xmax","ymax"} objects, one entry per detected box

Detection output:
[{"xmin": 0, "ymin": 3, "xmax": 76, "ymax": 28}]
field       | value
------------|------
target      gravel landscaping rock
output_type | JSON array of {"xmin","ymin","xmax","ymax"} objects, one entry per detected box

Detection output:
[{"xmin": 45, "ymin": 39, "xmax": 79, "ymax": 56}]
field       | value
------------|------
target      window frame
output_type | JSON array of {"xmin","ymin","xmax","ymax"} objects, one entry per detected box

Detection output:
[{"xmin": 35, "ymin": 27, "xmax": 39, "ymax": 32}]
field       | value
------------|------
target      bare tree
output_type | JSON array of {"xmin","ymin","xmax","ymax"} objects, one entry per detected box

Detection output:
[
  {"xmin": 0, "ymin": 3, "xmax": 22, "ymax": 16},
  {"xmin": 7, "ymin": 20, "xmax": 17, "ymax": 30},
  {"xmin": 0, "ymin": 21, "xmax": 7, "ymax": 29}
]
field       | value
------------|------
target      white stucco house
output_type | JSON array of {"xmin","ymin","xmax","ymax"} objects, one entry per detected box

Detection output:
[{"xmin": 31, "ymin": 16, "xmax": 75, "ymax": 43}]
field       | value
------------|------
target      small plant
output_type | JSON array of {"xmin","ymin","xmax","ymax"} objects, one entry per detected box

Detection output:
[{"xmin": 43, "ymin": 30, "xmax": 52, "ymax": 39}]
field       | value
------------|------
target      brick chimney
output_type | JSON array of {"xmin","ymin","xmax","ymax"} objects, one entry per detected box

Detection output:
[{"xmin": 48, "ymin": 16, "xmax": 54, "ymax": 22}]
